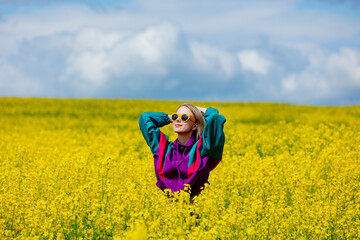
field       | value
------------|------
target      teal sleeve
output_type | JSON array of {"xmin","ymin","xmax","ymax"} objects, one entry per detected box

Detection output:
[
  {"xmin": 139, "ymin": 112, "xmax": 171, "ymax": 155},
  {"xmin": 201, "ymin": 107, "xmax": 226, "ymax": 160}
]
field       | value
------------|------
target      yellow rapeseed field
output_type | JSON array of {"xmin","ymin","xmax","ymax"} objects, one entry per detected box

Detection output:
[{"xmin": 0, "ymin": 97, "xmax": 359, "ymax": 239}]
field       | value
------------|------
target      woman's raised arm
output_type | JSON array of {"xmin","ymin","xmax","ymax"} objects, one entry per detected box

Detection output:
[
  {"xmin": 139, "ymin": 112, "xmax": 171, "ymax": 155},
  {"xmin": 200, "ymin": 107, "xmax": 226, "ymax": 160}
]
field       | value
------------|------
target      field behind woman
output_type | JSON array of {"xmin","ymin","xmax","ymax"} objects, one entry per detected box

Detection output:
[{"xmin": 0, "ymin": 97, "xmax": 359, "ymax": 239}]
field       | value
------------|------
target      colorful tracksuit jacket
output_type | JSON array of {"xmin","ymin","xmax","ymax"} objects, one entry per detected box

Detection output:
[{"xmin": 139, "ymin": 107, "xmax": 226, "ymax": 197}]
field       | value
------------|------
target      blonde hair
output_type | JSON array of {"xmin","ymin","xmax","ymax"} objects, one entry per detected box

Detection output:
[{"xmin": 177, "ymin": 103, "xmax": 205, "ymax": 141}]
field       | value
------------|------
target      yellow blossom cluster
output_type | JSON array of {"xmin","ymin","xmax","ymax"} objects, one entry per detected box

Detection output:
[{"xmin": 0, "ymin": 97, "xmax": 359, "ymax": 239}]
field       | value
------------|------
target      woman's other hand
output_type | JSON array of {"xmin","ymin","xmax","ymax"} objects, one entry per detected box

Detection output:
[{"xmin": 195, "ymin": 106, "xmax": 206, "ymax": 116}]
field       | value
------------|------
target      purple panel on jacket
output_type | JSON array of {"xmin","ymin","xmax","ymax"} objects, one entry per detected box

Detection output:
[{"xmin": 154, "ymin": 132, "xmax": 219, "ymax": 197}]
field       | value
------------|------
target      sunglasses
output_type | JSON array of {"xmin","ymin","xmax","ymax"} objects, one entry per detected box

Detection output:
[{"xmin": 171, "ymin": 113, "xmax": 196, "ymax": 123}]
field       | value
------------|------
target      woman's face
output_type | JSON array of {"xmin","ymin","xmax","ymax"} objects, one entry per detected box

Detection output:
[{"xmin": 172, "ymin": 106, "xmax": 197, "ymax": 134}]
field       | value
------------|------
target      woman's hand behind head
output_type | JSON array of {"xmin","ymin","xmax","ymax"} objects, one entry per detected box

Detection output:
[{"xmin": 195, "ymin": 106, "xmax": 206, "ymax": 116}]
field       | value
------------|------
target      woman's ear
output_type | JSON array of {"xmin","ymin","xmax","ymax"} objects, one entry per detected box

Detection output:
[{"xmin": 192, "ymin": 123, "xmax": 197, "ymax": 131}]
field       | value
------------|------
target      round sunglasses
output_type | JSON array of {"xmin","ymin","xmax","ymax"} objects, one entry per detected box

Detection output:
[{"xmin": 171, "ymin": 113, "xmax": 196, "ymax": 123}]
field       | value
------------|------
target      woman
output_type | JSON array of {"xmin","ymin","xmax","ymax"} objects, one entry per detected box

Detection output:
[{"xmin": 139, "ymin": 103, "xmax": 226, "ymax": 201}]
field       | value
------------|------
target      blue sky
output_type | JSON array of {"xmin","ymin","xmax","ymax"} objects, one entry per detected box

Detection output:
[{"xmin": 1, "ymin": 0, "xmax": 360, "ymax": 105}]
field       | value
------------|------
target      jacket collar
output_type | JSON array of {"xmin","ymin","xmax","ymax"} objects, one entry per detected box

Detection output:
[{"xmin": 174, "ymin": 135, "xmax": 196, "ymax": 147}]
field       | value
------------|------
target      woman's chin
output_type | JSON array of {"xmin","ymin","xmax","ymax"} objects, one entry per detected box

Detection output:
[
  {"xmin": 174, "ymin": 128, "xmax": 194, "ymax": 135},
  {"xmin": 173, "ymin": 127, "xmax": 185, "ymax": 133},
  {"xmin": 173, "ymin": 129, "xmax": 182, "ymax": 133}
]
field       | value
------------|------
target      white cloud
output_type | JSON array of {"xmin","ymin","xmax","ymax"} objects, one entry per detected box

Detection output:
[
  {"xmin": 73, "ymin": 28, "xmax": 124, "ymax": 52},
  {"xmin": 63, "ymin": 51, "xmax": 110, "ymax": 85},
  {"xmin": 109, "ymin": 23, "xmax": 185, "ymax": 79},
  {"xmin": 237, "ymin": 50, "xmax": 271, "ymax": 75},
  {"xmin": 127, "ymin": 23, "xmax": 181, "ymax": 66},
  {"xmin": 61, "ymin": 28, "xmax": 122, "ymax": 85},
  {"xmin": 325, "ymin": 47, "xmax": 360, "ymax": 86},
  {"xmin": 282, "ymin": 74, "xmax": 297, "ymax": 92},
  {"xmin": 190, "ymin": 42, "xmax": 237, "ymax": 79},
  {"xmin": 281, "ymin": 47, "xmax": 360, "ymax": 101},
  {"xmin": 61, "ymin": 23, "xmax": 185, "ymax": 88},
  {"xmin": 0, "ymin": 59, "xmax": 42, "ymax": 96}
]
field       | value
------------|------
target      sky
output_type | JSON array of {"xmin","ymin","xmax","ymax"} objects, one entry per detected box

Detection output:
[{"xmin": 0, "ymin": 0, "xmax": 360, "ymax": 105}]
